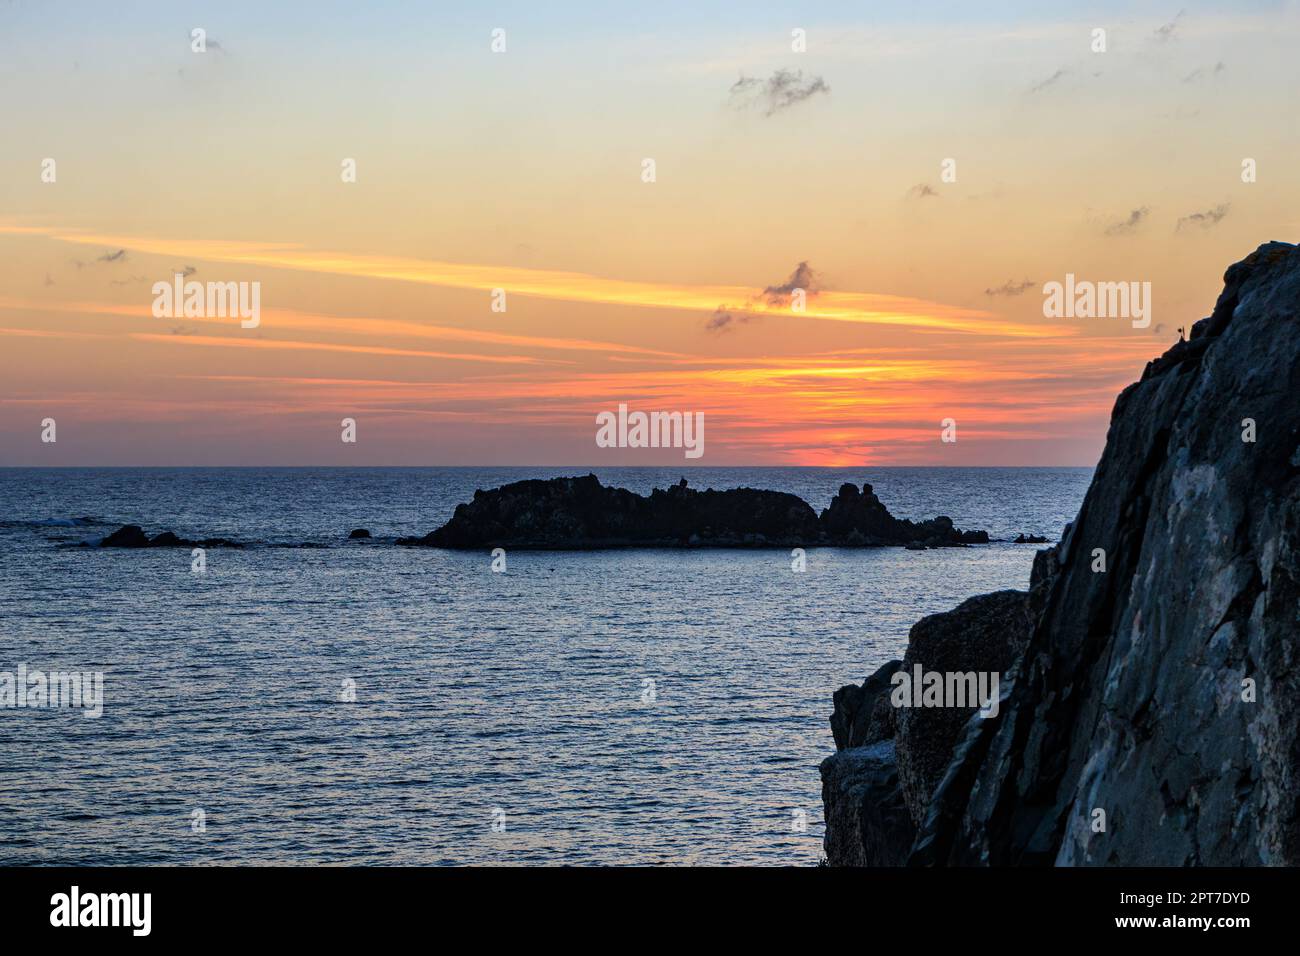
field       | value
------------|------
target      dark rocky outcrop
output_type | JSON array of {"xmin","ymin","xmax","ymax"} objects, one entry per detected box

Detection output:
[
  {"xmin": 1012, "ymin": 533, "xmax": 1048, "ymax": 544},
  {"xmin": 894, "ymin": 591, "xmax": 1031, "ymax": 825},
  {"xmin": 101, "ymin": 525, "xmax": 151, "ymax": 547},
  {"xmin": 820, "ymin": 590, "xmax": 1031, "ymax": 863},
  {"xmin": 822, "ymin": 242, "xmax": 1300, "ymax": 867},
  {"xmin": 820, "ymin": 741, "xmax": 916, "ymax": 867},
  {"xmin": 821, "ymin": 483, "xmax": 989, "ymax": 547},
  {"xmin": 97, "ymin": 525, "xmax": 243, "ymax": 549},
  {"xmin": 831, "ymin": 660, "xmax": 902, "ymax": 750},
  {"xmin": 821, "ymin": 660, "xmax": 914, "ymax": 865},
  {"xmin": 348, "ymin": 528, "xmax": 371, "ymax": 539},
  {"xmin": 399, "ymin": 475, "xmax": 986, "ymax": 549}
]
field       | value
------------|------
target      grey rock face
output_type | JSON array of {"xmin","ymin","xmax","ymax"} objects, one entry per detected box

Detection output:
[
  {"xmin": 820, "ymin": 741, "xmax": 916, "ymax": 866},
  {"xmin": 893, "ymin": 591, "xmax": 1031, "ymax": 825},
  {"xmin": 914, "ymin": 242, "xmax": 1300, "ymax": 866},
  {"xmin": 830, "ymin": 659, "xmax": 902, "ymax": 750}
]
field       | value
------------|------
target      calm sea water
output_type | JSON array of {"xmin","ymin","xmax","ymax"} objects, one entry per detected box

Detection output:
[{"xmin": 0, "ymin": 467, "xmax": 1090, "ymax": 865}]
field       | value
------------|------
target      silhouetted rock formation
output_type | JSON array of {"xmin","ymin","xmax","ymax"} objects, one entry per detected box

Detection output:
[
  {"xmin": 821, "ymin": 242, "xmax": 1300, "ymax": 866},
  {"xmin": 831, "ymin": 660, "xmax": 902, "ymax": 751},
  {"xmin": 822, "ymin": 483, "xmax": 989, "ymax": 546},
  {"xmin": 399, "ymin": 475, "xmax": 987, "ymax": 549},
  {"xmin": 821, "ymin": 660, "xmax": 913, "ymax": 866},
  {"xmin": 97, "ymin": 525, "xmax": 242, "ymax": 549},
  {"xmin": 894, "ymin": 591, "xmax": 1031, "ymax": 825},
  {"xmin": 820, "ymin": 594, "xmax": 1031, "ymax": 865},
  {"xmin": 821, "ymin": 741, "xmax": 916, "ymax": 867},
  {"xmin": 348, "ymin": 528, "xmax": 371, "ymax": 539}
]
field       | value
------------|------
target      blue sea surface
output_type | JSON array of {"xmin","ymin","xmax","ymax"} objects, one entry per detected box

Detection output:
[{"xmin": 0, "ymin": 466, "xmax": 1091, "ymax": 865}]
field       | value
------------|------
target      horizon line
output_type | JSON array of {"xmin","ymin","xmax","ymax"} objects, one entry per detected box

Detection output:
[{"xmin": 0, "ymin": 462, "xmax": 1099, "ymax": 470}]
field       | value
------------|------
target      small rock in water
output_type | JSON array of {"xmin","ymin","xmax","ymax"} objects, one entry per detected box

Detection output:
[
  {"xmin": 101, "ymin": 524, "xmax": 150, "ymax": 548},
  {"xmin": 96, "ymin": 524, "xmax": 243, "ymax": 549}
]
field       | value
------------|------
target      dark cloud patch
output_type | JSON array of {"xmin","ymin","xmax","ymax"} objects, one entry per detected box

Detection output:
[
  {"xmin": 1154, "ymin": 10, "xmax": 1185, "ymax": 42},
  {"xmin": 762, "ymin": 261, "xmax": 819, "ymax": 305},
  {"xmin": 705, "ymin": 307, "xmax": 745, "ymax": 333},
  {"xmin": 1183, "ymin": 61, "xmax": 1226, "ymax": 82},
  {"xmin": 704, "ymin": 261, "xmax": 822, "ymax": 332},
  {"xmin": 178, "ymin": 265, "xmax": 198, "ymax": 278},
  {"xmin": 1029, "ymin": 69, "xmax": 1067, "ymax": 93},
  {"xmin": 908, "ymin": 183, "xmax": 938, "ymax": 199},
  {"xmin": 1177, "ymin": 202, "xmax": 1230, "ymax": 231},
  {"xmin": 1105, "ymin": 207, "xmax": 1150, "ymax": 236},
  {"xmin": 985, "ymin": 279, "xmax": 1036, "ymax": 297},
  {"xmin": 729, "ymin": 69, "xmax": 829, "ymax": 116},
  {"xmin": 97, "ymin": 249, "xmax": 128, "ymax": 263}
]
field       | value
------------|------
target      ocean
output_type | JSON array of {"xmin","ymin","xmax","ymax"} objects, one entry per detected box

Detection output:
[{"xmin": 0, "ymin": 466, "xmax": 1091, "ymax": 865}]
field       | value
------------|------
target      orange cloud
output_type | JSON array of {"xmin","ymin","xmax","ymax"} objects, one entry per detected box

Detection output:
[{"xmin": 2, "ymin": 224, "xmax": 1062, "ymax": 338}]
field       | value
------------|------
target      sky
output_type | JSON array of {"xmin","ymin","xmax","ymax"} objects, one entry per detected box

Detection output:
[{"xmin": 1, "ymin": 0, "xmax": 1297, "ymax": 466}]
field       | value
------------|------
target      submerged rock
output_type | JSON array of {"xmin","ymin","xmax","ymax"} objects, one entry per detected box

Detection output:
[
  {"xmin": 401, "ymin": 474, "xmax": 986, "ymax": 550},
  {"xmin": 97, "ymin": 524, "xmax": 242, "ymax": 549}
]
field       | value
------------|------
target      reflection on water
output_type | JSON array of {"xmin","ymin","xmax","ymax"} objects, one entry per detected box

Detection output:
[{"xmin": 0, "ymin": 466, "xmax": 1090, "ymax": 864}]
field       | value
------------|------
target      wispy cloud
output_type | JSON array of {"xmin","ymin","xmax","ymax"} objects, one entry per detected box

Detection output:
[
  {"xmin": 2, "ymin": 225, "xmax": 1059, "ymax": 337},
  {"xmin": 762, "ymin": 261, "xmax": 820, "ymax": 305},
  {"xmin": 907, "ymin": 183, "xmax": 938, "ymax": 199},
  {"xmin": 1183, "ymin": 61, "xmax": 1226, "ymax": 82},
  {"xmin": 705, "ymin": 307, "xmax": 744, "ymax": 333},
  {"xmin": 1029, "ymin": 68, "xmax": 1066, "ymax": 93},
  {"xmin": 128, "ymin": 333, "xmax": 556, "ymax": 365},
  {"xmin": 1153, "ymin": 9, "xmax": 1186, "ymax": 42},
  {"xmin": 985, "ymin": 279, "xmax": 1036, "ymax": 297},
  {"xmin": 729, "ymin": 69, "xmax": 829, "ymax": 115},
  {"xmin": 1105, "ymin": 207, "xmax": 1150, "ymax": 236},
  {"xmin": 708, "ymin": 261, "xmax": 823, "ymax": 331},
  {"xmin": 1177, "ymin": 202, "xmax": 1230, "ymax": 231},
  {"xmin": 0, "ymin": 294, "xmax": 682, "ymax": 358}
]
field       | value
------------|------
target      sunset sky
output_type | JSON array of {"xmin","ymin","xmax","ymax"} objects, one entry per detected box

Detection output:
[{"xmin": 2, "ymin": 0, "xmax": 1297, "ymax": 466}]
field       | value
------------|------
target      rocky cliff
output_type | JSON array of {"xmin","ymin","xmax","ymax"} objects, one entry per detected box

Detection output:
[{"xmin": 823, "ymin": 242, "xmax": 1300, "ymax": 866}]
